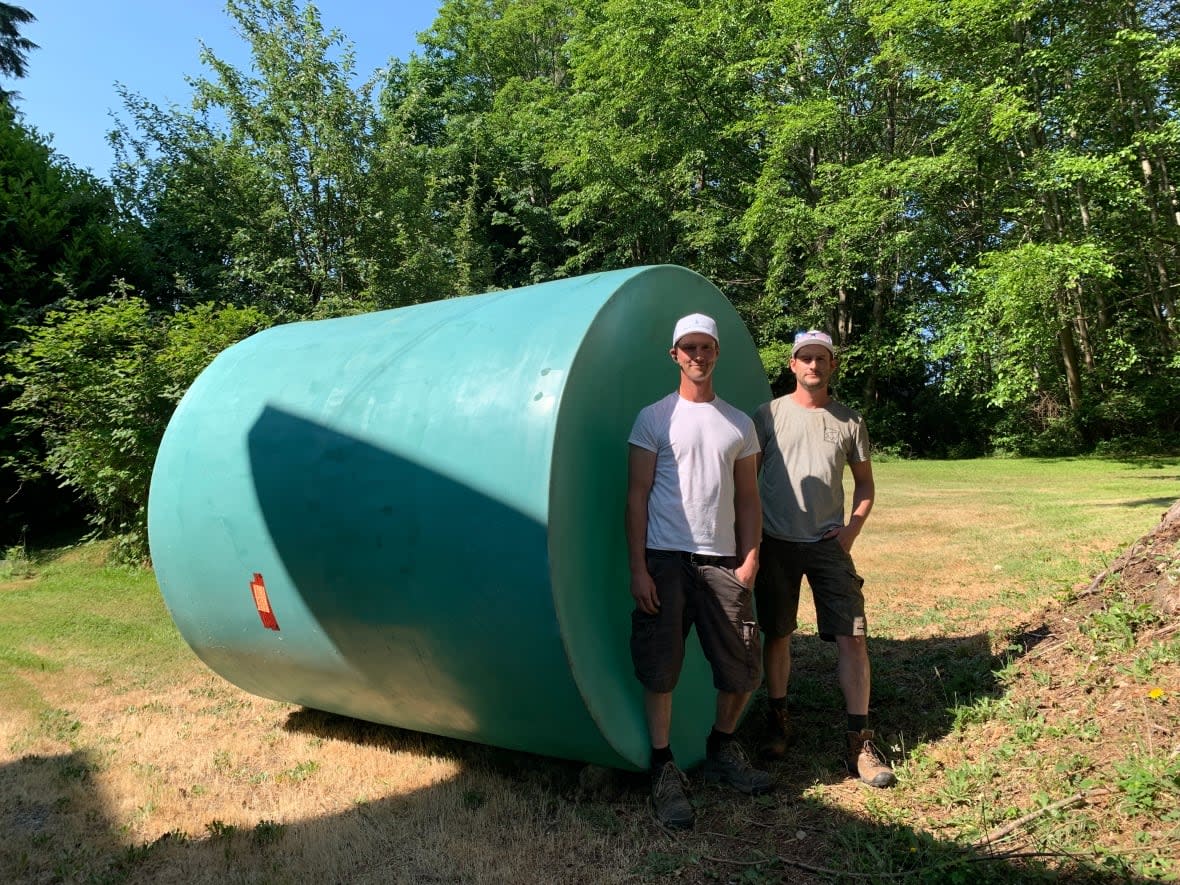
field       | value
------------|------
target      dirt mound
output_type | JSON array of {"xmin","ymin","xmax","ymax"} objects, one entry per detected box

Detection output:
[
  {"xmin": 1041, "ymin": 493, "xmax": 1180, "ymax": 710},
  {"xmin": 1018, "ymin": 499, "xmax": 1180, "ymax": 655},
  {"xmin": 1090, "ymin": 498, "xmax": 1180, "ymax": 617},
  {"xmin": 989, "ymin": 499, "xmax": 1180, "ymax": 865}
]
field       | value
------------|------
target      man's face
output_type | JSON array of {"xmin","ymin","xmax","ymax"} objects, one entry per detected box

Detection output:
[
  {"xmin": 671, "ymin": 332, "xmax": 719, "ymax": 382},
  {"xmin": 790, "ymin": 345, "xmax": 835, "ymax": 391}
]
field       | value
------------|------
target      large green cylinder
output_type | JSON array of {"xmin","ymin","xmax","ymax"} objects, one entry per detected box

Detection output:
[{"xmin": 148, "ymin": 265, "xmax": 771, "ymax": 770}]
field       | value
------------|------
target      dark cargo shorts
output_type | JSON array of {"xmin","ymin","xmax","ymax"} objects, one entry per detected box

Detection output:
[
  {"xmin": 755, "ymin": 534, "xmax": 867, "ymax": 641},
  {"xmin": 631, "ymin": 549, "xmax": 762, "ymax": 694}
]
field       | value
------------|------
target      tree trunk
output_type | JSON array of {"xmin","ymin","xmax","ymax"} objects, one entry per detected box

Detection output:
[{"xmin": 1057, "ymin": 318, "xmax": 1084, "ymax": 412}]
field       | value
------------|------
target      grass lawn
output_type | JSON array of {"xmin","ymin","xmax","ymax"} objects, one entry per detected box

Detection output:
[{"xmin": 1, "ymin": 456, "xmax": 1178, "ymax": 883}]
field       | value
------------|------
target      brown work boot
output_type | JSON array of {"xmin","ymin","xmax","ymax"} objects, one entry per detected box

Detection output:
[
  {"xmin": 761, "ymin": 707, "xmax": 793, "ymax": 759},
  {"xmin": 846, "ymin": 730, "xmax": 896, "ymax": 788}
]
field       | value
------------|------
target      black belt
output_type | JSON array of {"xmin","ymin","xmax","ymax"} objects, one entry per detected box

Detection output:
[{"xmin": 649, "ymin": 549, "xmax": 732, "ymax": 567}]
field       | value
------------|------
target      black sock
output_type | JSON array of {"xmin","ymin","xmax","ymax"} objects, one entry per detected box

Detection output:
[
  {"xmin": 768, "ymin": 695, "xmax": 787, "ymax": 713},
  {"xmin": 650, "ymin": 745, "xmax": 674, "ymax": 772},
  {"xmin": 706, "ymin": 726, "xmax": 734, "ymax": 756},
  {"xmin": 847, "ymin": 714, "xmax": 867, "ymax": 733}
]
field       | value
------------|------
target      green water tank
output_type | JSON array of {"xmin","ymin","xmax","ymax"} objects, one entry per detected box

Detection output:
[{"xmin": 148, "ymin": 265, "xmax": 772, "ymax": 770}]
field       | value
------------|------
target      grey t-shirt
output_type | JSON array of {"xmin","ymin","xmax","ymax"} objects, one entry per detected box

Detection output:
[{"xmin": 753, "ymin": 395, "xmax": 871, "ymax": 542}]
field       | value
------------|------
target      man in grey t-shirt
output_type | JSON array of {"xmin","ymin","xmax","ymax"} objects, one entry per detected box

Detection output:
[{"xmin": 753, "ymin": 330, "xmax": 896, "ymax": 788}]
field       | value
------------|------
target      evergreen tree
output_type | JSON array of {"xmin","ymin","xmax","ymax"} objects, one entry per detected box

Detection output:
[{"xmin": 0, "ymin": 2, "xmax": 35, "ymax": 103}]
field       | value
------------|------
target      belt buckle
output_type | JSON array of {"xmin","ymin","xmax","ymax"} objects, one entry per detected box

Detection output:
[{"xmin": 688, "ymin": 552, "xmax": 709, "ymax": 566}]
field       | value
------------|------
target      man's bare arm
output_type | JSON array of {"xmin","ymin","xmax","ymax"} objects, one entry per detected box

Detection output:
[
  {"xmin": 733, "ymin": 453, "xmax": 762, "ymax": 587},
  {"xmin": 626, "ymin": 445, "xmax": 660, "ymax": 614},
  {"xmin": 835, "ymin": 458, "xmax": 875, "ymax": 552}
]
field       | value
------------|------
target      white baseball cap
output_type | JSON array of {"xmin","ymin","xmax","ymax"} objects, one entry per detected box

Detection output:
[
  {"xmin": 672, "ymin": 313, "xmax": 719, "ymax": 347},
  {"xmin": 791, "ymin": 329, "xmax": 834, "ymax": 357}
]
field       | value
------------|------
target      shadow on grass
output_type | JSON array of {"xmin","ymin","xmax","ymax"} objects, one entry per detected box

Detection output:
[
  {"xmin": 0, "ymin": 626, "xmax": 1149, "ymax": 884},
  {"xmin": 784, "ymin": 631, "xmax": 1003, "ymax": 749},
  {"xmin": 1110, "ymin": 453, "xmax": 1180, "ymax": 471},
  {"xmin": 1098, "ymin": 496, "xmax": 1178, "ymax": 509}
]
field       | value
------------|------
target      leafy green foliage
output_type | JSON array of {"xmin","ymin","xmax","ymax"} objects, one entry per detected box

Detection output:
[
  {"xmin": 4, "ymin": 294, "xmax": 269, "ymax": 561},
  {"xmin": 2, "ymin": 0, "xmax": 1179, "ymax": 550},
  {"xmin": 112, "ymin": 0, "xmax": 455, "ymax": 316},
  {"xmin": 106, "ymin": 0, "xmax": 1180, "ymax": 460},
  {"xmin": 0, "ymin": 104, "xmax": 153, "ymax": 544},
  {"xmin": 0, "ymin": 105, "xmax": 144, "ymax": 327},
  {"xmin": 1081, "ymin": 594, "xmax": 1165, "ymax": 654},
  {"xmin": 1113, "ymin": 752, "xmax": 1180, "ymax": 818}
]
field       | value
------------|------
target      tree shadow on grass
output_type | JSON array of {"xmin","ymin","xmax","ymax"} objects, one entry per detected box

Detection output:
[
  {"xmin": 1110, "ymin": 454, "xmax": 1180, "ymax": 471},
  {"xmin": 1099, "ymin": 496, "xmax": 1178, "ymax": 509},
  {"xmin": 739, "ymin": 630, "xmax": 1005, "ymax": 826}
]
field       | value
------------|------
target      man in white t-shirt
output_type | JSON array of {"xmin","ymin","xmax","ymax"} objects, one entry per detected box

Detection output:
[
  {"xmin": 625, "ymin": 313, "xmax": 770, "ymax": 830},
  {"xmin": 753, "ymin": 329, "xmax": 895, "ymax": 788}
]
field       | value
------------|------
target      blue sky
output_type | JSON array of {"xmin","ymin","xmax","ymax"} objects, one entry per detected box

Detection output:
[{"xmin": 7, "ymin": 1, "xmax": 442, "ymax": 178}]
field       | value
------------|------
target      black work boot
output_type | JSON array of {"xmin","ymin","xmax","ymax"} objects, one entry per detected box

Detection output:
[
  {"xmin": 650, "ymin": 760, "xmax": 694, "ymax": 829},
  {"xmin": 702, "ymin": 741, "xmax": 772, "ymax": 795}
]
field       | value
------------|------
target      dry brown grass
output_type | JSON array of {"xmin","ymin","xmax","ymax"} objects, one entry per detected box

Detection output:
[
  {"xmin": 2, "ymin": 666, "xmax": 644, "ymax": 884},
  {"xmin": 2, "ymin": 457, "xmax": 1178, "ymax": 883}
]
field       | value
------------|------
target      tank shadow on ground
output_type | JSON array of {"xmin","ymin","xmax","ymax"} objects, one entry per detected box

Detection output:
[{"xmin": 275, "ymin": 626, "xmax": 1002, "ymax": 795}]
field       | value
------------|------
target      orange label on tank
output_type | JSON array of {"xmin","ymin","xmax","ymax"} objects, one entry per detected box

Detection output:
[{"xmin": 250, "ymin": 572, "xmax": 280, "ymax": 631}]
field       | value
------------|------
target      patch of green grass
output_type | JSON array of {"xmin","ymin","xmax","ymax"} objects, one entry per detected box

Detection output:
[
  {"xmin": 37, "ymin": 708, "xmax": 82, "ymax": 745},
  {"xmin": 1051, "ymin": 752, "xmax": 1099, "ymax": 791},
  {"xmin": 123, "ymin": 700, "xmax": 173, "ymax": 715},
  {"xmin": 573, "ymin": 802, "xmax": 621, "ymax": 833},
  {"xmin": 109, "ymin": 831, "xmax": 185, "ymax": 877},
  {"xmin": 276, "ymin": 759, "xmax": 319, "ymax": 783},
  {"xmin": 872, "ymin": 457, "xmax": 1175, "ymax": 608},
  {"xmin": 0, "ymin": 646, "xmax": 60, "ymax": 672},
  {"xmin": 1, "ymin": 536, "xmax": 35, "ymax": 580},
  {"xmin": 198, "ymin": 695, "xmax": 251, "ymax": 716},
  {"xmin": 634, "ymin": 850, "xmax": 702, "ymax": 877},
  {"xmin": 1113, "ymin": 751, "xmax": 1180, "ymax": 818},
  {"xmin": 60, "ymin": 758, "xmax": 96, "ymax": 781},
  {"xmin": 124, "ymin": 800, "xmax": 158, "ymax": 832},
  {"xmin": 252, "ymin": 819, "xmax": 286, "ymax": 846},
  {"xmin": 1043, "ymin": 716, "xmax": 1102, "ymax": 742},
  {"xmin": 0, "ymin": 541, "xmax": 192, "ymax": 715},
  {"xmin": 205, "ymin": 819, "xmax": 237, "ymax": 839},
  {"xmin": 1123, "ymin": 637, "xmax": 1180, "ymax": 681},
  {"xmin": 1080, "ymin": 594, "xmax": 1165, "ymax": 654},
  {"xmin": 950, "ymin": 695, "xmax": 1010, "ymax": 731},
  {"xmin": 462, "ymin": 788, "xmax": 485, "ymax": 810},
  {"xmin": 936, "ymin": 757, "xmax": 1000, "ymax": 807}
]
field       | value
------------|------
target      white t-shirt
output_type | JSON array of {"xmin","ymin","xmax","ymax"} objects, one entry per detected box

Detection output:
[{"xmin": 628, "ymin": 392, "xmax": 760, "ymax": 556}]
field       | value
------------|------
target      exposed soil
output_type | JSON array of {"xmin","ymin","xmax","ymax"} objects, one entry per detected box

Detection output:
[
  {"xmin": 1076, "ymin": 499, "xmax": 1180, "ymax": 619},
  {"xmin": 969, "ymin": 500, "xmax": 1180, "ymax": 873}
]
